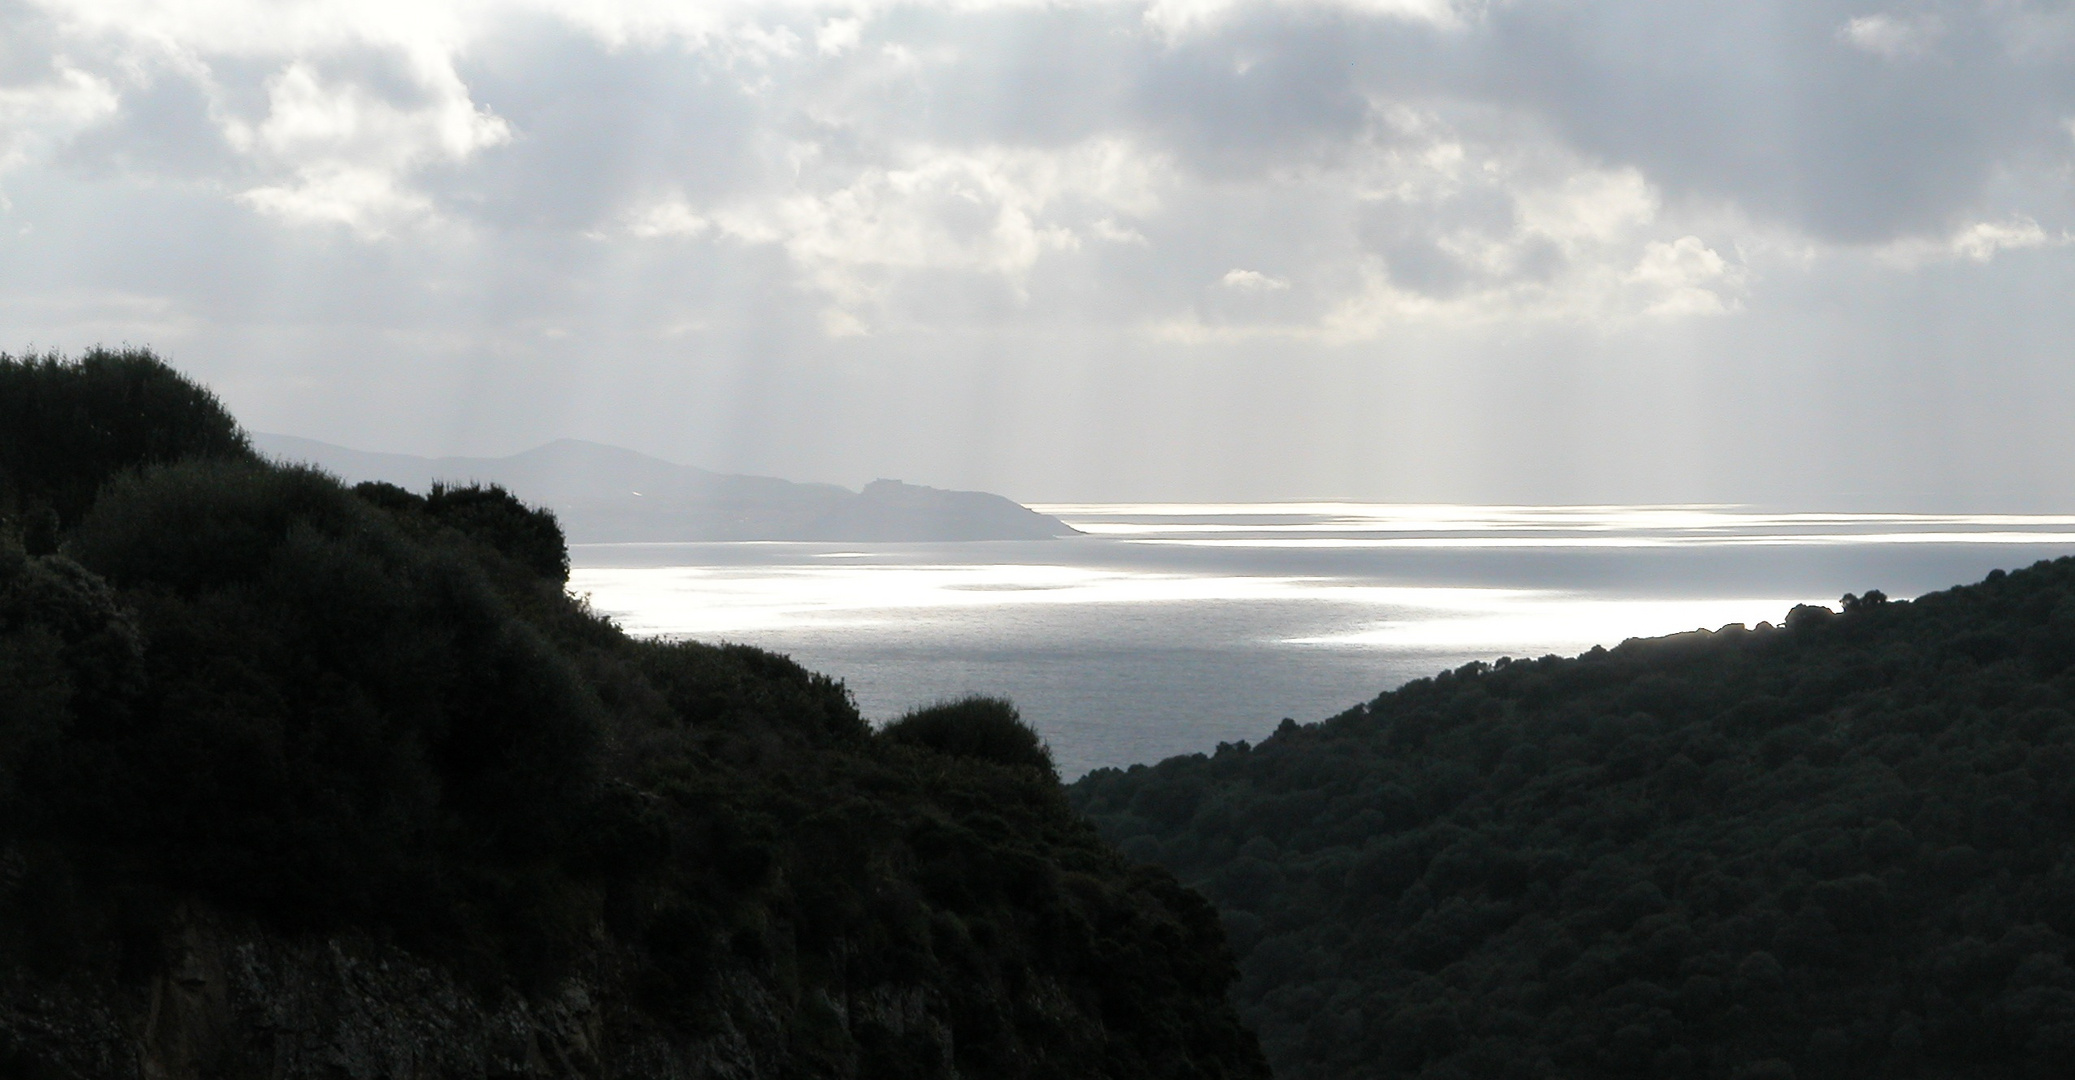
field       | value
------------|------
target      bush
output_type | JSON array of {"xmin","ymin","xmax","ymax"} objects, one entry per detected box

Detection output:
[
  {"xmin": 880, "ymin": 696, "xmax": 1054, "ymax": 774},
  {"xmin": 354, "ymin": 481, "xmax": 570, "ymax": 584},
  {"xmin": 637, "ymin": 638, "xmax": 866, "ymax": 745},
  {"xmin": 48, "ymin": 459, "xmax": 601, "ymax": 951},
  {"xmin": 0, "ymin": 541, "xmax": 143, "ymax": 804},
  {"xmin": 0, "ymin": 348, "xmax": 251, "ymax": 526}
]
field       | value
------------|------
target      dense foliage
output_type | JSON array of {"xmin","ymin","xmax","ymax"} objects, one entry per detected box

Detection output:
[
  {"xmin": 882, "ymin": 696, "xmax": 1057, "ymax": 774},
  {"xmin": 0, "ymin": 351, "xmax": 1265, "ymax": 1080},
  {"xmin": 0, "ymin": 348, "xmax": 252, "ymax": 530},
  {"xmin": 355, "ymin": 479, "xmax": 572, "ymax": 584},
  {"xmin": 1073, "ymin": 571, "xmax": 2075, "ymax": 1080}
]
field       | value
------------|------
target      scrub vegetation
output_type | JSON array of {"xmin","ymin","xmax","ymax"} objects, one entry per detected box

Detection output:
[
  {"xmin": 882, "ymin": 697, "xmax": 1056, "ymax": 774},
  {"xmin": 1073, "ymin": 570, "xmax": 2075, "ymax": 1079},
  {"xmin": 23, "ymin": 347, "xmax": 2075, "ymax": 1080},
  {"xmin": 0, "ymin": 349, "xmax": 1266, "ymax": 1079}
]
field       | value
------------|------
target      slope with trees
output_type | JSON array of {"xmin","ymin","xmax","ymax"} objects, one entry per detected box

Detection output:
[
  {"xmin": 0, "ymin": 350, "xmax": 1266, "ymax": 1080},
  {"xmin": 1073, "ymin": 575, "xmax": 2075, "ymax": 1080}
]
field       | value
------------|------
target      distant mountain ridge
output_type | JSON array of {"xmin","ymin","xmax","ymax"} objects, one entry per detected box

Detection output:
[{"xmin": 252, "ymin": 433, "xmax": 1079, "ymax": 543}]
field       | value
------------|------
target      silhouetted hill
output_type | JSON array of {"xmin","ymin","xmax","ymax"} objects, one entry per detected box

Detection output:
[
  {"xmin": 0, "ymin": 351, "xmax": 1258, "ymax": 1080},
  {"xmin": 252, "ymin": 433, "xmax": 1078, "ymax": 542},
  {"xmin": 1074, "ymin": 568, "xmax": 2075, "ymax": 1080}
]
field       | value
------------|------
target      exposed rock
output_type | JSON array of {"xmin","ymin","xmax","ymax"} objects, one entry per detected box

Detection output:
[{"xmin": 3, "ymin": 905, "xmax": 1107, "ymax": 1079}]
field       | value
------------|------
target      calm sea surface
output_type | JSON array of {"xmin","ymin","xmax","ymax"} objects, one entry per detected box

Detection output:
[{"xmin": 570, "ymin": 505, "xmax": 2075, "ymax": 778}]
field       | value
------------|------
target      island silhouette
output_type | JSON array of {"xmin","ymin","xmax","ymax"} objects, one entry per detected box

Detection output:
[{"xmin": 254, "ymin": 433, "xmax": 1080, "ymax": 544}]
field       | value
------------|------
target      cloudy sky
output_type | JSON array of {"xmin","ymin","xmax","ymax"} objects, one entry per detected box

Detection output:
[{"xmin": 4, "ymin": 0, "xmax": 2075, "ymax": 506}]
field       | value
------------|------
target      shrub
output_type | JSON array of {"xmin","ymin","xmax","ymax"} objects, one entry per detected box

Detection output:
[
  {"xmin": 50, "ymin": 459, "xmax": 601, "ymax": 948},
  {"xmin": 352, "ymin": 481, "xmax": 570, "ymax": 584},
  {"xmin": 880, "ymin": 696, "xmax": 1053, "ymax": 774},
  {"xmin": 0, "ymin": 348, "xmax": 251, "ymax": 526},
  {"xmin": 638, "ymin": 638, "xmax": 866, "ymax": 745}
]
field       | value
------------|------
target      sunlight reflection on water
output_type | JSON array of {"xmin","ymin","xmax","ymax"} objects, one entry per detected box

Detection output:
[{"xmin": 570, "ymin": 504, "xmax": 2075, "ymax": 777}]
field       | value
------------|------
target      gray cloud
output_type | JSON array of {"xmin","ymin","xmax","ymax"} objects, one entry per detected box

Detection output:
[
  {"xmin": 1472, "ymin": 0, "xmax": 2068, "ymax": 241},
  {"xmin": 1, "ymin": 0, "xmax": 2073, "ymax": 507},
  {"xmin": 454, "ymin": 21, "xmax": 771, "ymax": 228}
]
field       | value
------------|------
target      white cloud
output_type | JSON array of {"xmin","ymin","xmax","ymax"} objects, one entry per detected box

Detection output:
[
  {"xmin": 1310, "ymin": 130, "xmax": 1745, "ymax": 335},
  {"xmin": 1625, "ymin": 236, "xmax": 1743, "ymax": 317},
  {"xmin": 1510, "ymin": 169, "xmax": 1658, "ymax": 250},
  {"xmin": 1157, "ymin": 129, "xmax": 1754, "ymax": 343},
  {"xmin": 1143, "ymin": 0, "xmax": 1472, "ymax": 38},
  {"xmin": 0, "ymin": 62, "xmax": 119, "ymax": 175},
  {"xmin": 225, "ymin": 61, "xmax": 508, "ymax": 166},
  {"xmin": 221, "ymin": 61, "xmax": 509, "ymax": 234},
  {"xmin": 1947, "ymin": 219, "xmax": 2057, "ymax": 262},
  {"xmin": 1837, "ymin": 12, "xmax": 1943, "ymax": 61},
  {"xmin": 704, "ymin": 137, "xmax": 1168, "ymax": 333},
  {"xmin": 817, "ymin": 16, "xmax": 862, "ymax": 56},
  {"xmin": 240, "ymin": 167, "xmax": 434, "ymax": 233},
  {"xmin": 1090, "ymin": 217, "xmax": 1150, "ymax": 245},
  {"xmin": 1876, "ymin": 216, "xmax": 2069, "ymax": 265},
  {"xmin": 26, "ymin": 0, "xmax": 520, "ymax": 235},
  {"xmin": 625, "ymin": 198, "xmax": 713, "ymax": 238},
  {"xmin": 1220, "ymin": 268, "xmax": 1289, "ymax": 289}
]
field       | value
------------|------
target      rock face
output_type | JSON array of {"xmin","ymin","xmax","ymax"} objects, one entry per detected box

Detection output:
[
  {"xmin": 5, "ymin": 902, "xmax": 1224, "ymax": 1080},
  {"xmin": 137, "ymin": 915, "xmax": 610, "ymax": 1079},
  {"xmin": 6, "ymin": 909, "xmax": 601, "ymax": 1079}
]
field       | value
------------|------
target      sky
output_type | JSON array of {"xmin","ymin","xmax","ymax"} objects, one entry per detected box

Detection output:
[{"xmin": 3, "ymin": 0, "xmax": 2075, "ymax": 506}]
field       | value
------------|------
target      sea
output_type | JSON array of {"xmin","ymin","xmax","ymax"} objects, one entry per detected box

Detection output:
[{"xmin": 569, "ymin": 504, "xmax": 2075, "ymax": 779}]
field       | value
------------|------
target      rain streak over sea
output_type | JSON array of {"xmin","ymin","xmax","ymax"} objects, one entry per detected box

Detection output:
[{"xmin": 570, "ymin": 505, "xmax": 2075, "ymax": 778}]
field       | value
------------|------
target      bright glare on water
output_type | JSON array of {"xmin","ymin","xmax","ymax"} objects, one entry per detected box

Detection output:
[{"xmin": 570, "ymin": 504, "xmax": 2075, "ymax": 778}]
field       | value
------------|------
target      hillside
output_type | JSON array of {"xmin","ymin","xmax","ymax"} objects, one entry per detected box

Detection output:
[
  {"xmin": 0, "ymin": 349, "xmax": 1262, "ymax": 1080},
  {"xmin": 1072, "ymin": 566, "xmax": 2075, "ymax": 1079},
  {"xmin": 252, "ymin": 434, "xmax": 1079, "ymax": 543}
]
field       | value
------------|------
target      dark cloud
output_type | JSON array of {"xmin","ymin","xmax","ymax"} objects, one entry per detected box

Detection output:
[
  {"xmin": 1126, "ymin": 9, "xmax": 1380, "ymax": 177},
  {"xmin": 1471, "ymin": 0, "xmax": 2067, "ymax": 241},
  {"xmin": 1083, "ymin": 0, "xmax": 2074, "ymax": 242}
]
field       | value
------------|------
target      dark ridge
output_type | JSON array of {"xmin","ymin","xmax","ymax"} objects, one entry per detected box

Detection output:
[{"xmin": 1073, "ymin": 566, "xmax": 2075, "ymax": 1079}]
